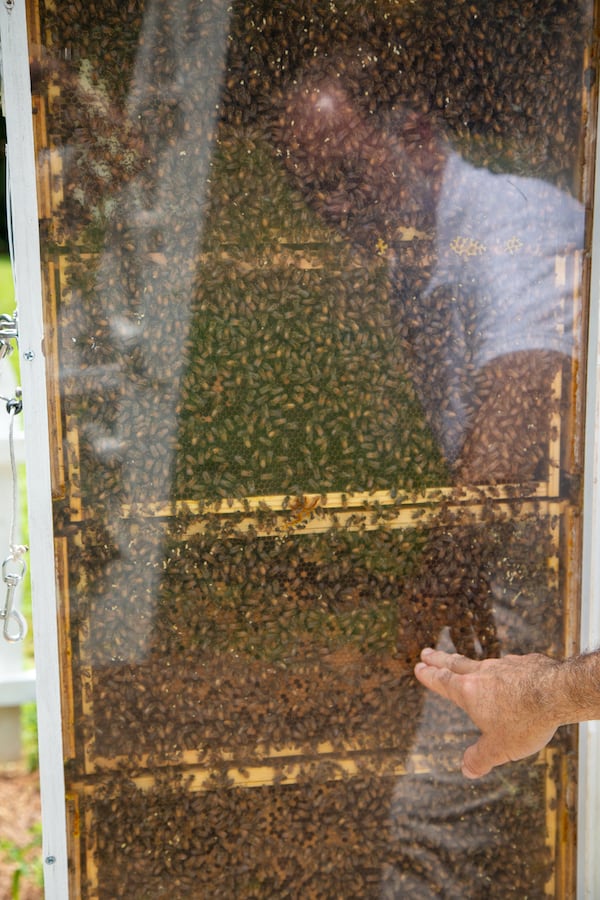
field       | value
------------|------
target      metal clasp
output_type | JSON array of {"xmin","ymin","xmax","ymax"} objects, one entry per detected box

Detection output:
[
  {"xmin": 0, "ymin": 312, "xmax": 18, "ymax": 362},
  {"xmin": 1, "ymin": 553, "xmax": 27, "ymax": 643}
]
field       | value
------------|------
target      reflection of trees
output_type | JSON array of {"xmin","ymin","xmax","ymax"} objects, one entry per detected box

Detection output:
[{"xmin": 49, "ymin": 0, "xmax": 233, "ymax": 668}]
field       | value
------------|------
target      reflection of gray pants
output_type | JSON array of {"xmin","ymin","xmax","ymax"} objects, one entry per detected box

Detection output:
[{"xmin": 381, "ymin": 632, "xmax": 549, "ymax": 899}]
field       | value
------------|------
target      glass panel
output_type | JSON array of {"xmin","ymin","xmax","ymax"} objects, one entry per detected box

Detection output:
[{"xmin": 28, "ymin": 0, "xmax": 594, "ymax": 895}]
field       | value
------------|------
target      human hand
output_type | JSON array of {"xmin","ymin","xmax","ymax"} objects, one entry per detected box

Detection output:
[{"xmin": 414, "ymin": 648, "xmax": 562, "ymax": 779}]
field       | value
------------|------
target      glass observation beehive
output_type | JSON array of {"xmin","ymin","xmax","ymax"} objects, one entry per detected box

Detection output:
[{"xmin": 5, "ymin": 0, "xmax": 600, "ymax": 895}]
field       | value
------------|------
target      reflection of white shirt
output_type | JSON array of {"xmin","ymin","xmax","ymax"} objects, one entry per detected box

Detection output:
[
  {"xmin": 418, "ymin": 152, "xmax": 584, "ymax": 461},
  {"xmin": 427, "ymin": 152, "xmax": 584, "ymax": 368}
]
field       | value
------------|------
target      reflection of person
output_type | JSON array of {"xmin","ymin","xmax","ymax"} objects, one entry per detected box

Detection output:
[
  {"xmin": 277, "ymin": 66, "xmax": 585, "ymax": 895},
  {"xmin": 275, "ymin": 71, "xmax": 584, "ymax": 482},
  {"xmin": 414, "ymin": 647, "xmax": 600, "ymax": 778},
  {"xmin": 276, "ymin": 66, "xmax": 584, "ymax": 660},
  {"xmin": 415, "ymin": 146, "xmax": 582, "ymax": 472}
]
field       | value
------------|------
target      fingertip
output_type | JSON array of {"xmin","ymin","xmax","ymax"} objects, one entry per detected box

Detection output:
[
  {"xmin": 414, "ymin": 661, "xmax": 434, "ymax": 688},
  {"xmin": 461, "ymin": 762, "xmax": 483, "ymax": 780},
  {"xmin": 420, "ymin": 647, "xmax": 435, "ymax": 658},
  {"xmin": 462, "ymin": 746, "xmax": 491, "ymax": 780}
]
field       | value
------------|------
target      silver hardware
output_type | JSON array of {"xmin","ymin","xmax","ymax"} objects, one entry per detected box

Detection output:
[
  {"xmin": 0, "ymin": 312, "xmax": 17, "ymax": 361},
  {"xmin": 1, "ymin": 554, "xmax": 27, "ymax": 643},
  {"xmin": 0, "ymin": 393, "xmax": 28, "ymax": 642}
]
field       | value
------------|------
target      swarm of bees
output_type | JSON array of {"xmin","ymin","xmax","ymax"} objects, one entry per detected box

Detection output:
[{"xmin": 41, "ymin": 0, "xmax": 585, "ymax": 895}]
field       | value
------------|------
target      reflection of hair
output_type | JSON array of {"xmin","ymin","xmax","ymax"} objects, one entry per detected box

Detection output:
[{"xmin": 272, "ymin": 64, "xmax": 446, "ymax": 246}]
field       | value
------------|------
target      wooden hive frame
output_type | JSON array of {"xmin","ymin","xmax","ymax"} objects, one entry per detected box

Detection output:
[
  {"xmin": 39, "ymin": 159, "xmax": 578, "ymax": 899},
  {"xmin": 24, "ymin": 4, "xmax": 585, "ymax": 896}
]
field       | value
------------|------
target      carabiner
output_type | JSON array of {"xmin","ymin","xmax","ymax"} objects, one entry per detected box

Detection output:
[{"xmin": 1, "ymin": 555, "xmax": 27, "ymax": 643}]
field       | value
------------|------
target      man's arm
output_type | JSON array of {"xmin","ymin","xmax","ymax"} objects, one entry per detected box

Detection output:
[
  {"xmin": 414, "ymin": 647, "xmax": 600, "ymax": 779},
  {"xmin": 453, "ymin": 350, "xmax": 565, "ymax": 484}
]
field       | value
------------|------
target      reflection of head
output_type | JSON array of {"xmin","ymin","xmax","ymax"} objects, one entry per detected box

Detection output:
[{"xmin": 273, "ymin": 63, "xmax": 447, "ymax": 245}]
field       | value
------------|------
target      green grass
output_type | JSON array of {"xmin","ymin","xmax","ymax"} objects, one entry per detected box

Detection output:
[
  {"xmin": 0, "ymin": 254, "xmax": 19, "ymax": 381},
  {"xmin": 0, "ymin": 255, "xmax": 14, "ymax": 307},
  {"xmin": 0, "ymin": 822, "xmax": 43, "ymax": 899}
]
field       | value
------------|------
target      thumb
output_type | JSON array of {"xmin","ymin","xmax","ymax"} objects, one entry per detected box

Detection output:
[{"xmin": 461, "ymin": 735, "xmax": 508, "ymax": 780}]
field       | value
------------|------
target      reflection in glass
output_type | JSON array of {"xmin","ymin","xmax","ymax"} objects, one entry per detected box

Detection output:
[{"xmin": 30, "ymin": 0, "xmax": 592, "ymax": 895}]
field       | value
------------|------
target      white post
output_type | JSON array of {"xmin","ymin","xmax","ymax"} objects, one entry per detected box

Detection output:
[
  {"xmin": 0, "ymin": 1, "xmax": 68, "ymax": 897},
  {"xmin": 578, "ymin": 80, "xmax": 600, "ymax": 900}
]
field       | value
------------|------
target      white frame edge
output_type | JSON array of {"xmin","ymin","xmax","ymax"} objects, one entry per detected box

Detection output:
[
  {"xmin": 578, "ymin": 60, "xmax": 600, "ymax": 900},
  {"xmin": 0, "ymin": 1, "xmax": 69, "ymax": 897}
]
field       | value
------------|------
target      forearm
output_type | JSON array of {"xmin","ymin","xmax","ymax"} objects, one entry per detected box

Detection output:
[
  {"xmin": 454, "ymin": 351, "xmax": 564, "ymax": 484},
  {"xmin": 552, "ymin": 651, "xmax": 600, "ymax": 726}
]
